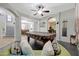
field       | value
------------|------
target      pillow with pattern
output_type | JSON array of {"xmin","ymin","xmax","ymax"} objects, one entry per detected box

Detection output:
[{"xmin": 41, "ymin": 40, "xmax": 54, "ymax": 56}]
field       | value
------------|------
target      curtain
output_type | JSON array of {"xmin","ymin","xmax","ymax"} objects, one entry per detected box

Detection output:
[{"xmin": 75, "ymin": 4, "xmax": 79, "ymax": 44}]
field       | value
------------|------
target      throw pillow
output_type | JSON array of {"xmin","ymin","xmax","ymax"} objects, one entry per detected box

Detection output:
[{"xmin": 41, "ymin": 40, "xmax": 54, "ymax": 56}]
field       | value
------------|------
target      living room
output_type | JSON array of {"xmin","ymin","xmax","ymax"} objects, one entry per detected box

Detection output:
[{"xmin": 0, "ymin": 3, "xmax": 79, "ymax": 56}]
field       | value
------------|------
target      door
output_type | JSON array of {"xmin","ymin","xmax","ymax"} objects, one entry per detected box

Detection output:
[
  {"xmin": 59, "ymin": 14, "xmax": 70, "ymax": 43},
  {"xmin": 60, "ymin": 20, "xmax": 68, "ymax": 42}
]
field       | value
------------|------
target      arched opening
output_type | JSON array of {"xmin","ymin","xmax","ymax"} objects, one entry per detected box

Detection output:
[
  {"xmin": 0, "ymin": 7, "xmax": 15, "ymax": 47},
  {"xmin": 21, "ymin": 18, "xmax": 34, "ymax": 35},
  {"xmin": 48, "ymin": 17, "xmax": 56, "ymax": 33}
]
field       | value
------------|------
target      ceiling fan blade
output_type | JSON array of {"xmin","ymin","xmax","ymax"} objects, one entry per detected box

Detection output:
[
  {"xmin": 31, "ymin": 9, "xmax": 37, "ymax": 11},
  {"xmin": 41, "ymin": 14, "xmax": 43, "ymax": 16},
  {"xmin": 33, "ymin": 13, "xmax": 37, "ymax": 15},
  {"xmin": 43, "ymin": 10, "xmax": 50, "ymax": 13}
]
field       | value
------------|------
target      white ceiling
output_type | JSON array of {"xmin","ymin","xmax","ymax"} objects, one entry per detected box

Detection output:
[{"xmin": 4, "ymin": 3, "xmax": 75, "ymax": 19}]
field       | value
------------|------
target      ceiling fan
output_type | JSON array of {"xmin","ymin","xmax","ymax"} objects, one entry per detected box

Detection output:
[{"xmin": 31, "ymin": 4, "xmax": 50, "ymax": 16}]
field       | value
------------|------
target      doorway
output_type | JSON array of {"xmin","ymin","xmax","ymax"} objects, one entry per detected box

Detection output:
[
  {"xmin": 48, "ymin": 17, "xmax": 56, "ymax": 33},
  {"xmin": 21, "ymin": 20, "xmax": 34, "ymax": 34}
]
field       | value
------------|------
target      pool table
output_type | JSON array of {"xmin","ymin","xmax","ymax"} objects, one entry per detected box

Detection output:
[{"xmin": 26, "ymin": 32, "xmax": 56, "ymax": 44}]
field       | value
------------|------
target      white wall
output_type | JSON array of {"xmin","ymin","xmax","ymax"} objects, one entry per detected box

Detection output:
[
  {"xmin": 0, "ymin": 14, "xmax": 6, "ymax": 36},
  {"xmin": 33, "ymin": 20, "xmax": 39, "ymax": 32},
  {"xmin": 59, "ymin": 8, "xmax": 75, "ymax": 42},
  {"xmin": 21, "ymin": 16, "xmax": 39, "ymax": 32},
  {"xmin": 38, "ymin": 19, "xmax": 48, "ymax": 32}
]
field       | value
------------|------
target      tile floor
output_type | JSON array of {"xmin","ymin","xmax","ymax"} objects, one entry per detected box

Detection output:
[{"xmin": 0, "ymin": 36, "xmax": 15, "ymax": 51}]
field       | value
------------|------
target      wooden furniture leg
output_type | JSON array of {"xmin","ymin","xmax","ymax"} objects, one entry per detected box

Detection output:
[{"xmin": 28, "ymin": 36, "xmax": 30, "ymax": 43}]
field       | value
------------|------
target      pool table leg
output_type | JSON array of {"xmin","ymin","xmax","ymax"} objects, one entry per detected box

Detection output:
[{"xmin": 28, "ymin": 36, "xmax": 30, "ymax": 43}]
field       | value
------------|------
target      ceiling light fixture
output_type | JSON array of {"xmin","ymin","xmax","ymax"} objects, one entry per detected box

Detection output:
[
  {"xmin": 38, "ymin": 10, "xmax": 42, "ymax": 15},
  {"xmin": 31, "ymin": 4, "xmax": 50, "ymax": 16}
]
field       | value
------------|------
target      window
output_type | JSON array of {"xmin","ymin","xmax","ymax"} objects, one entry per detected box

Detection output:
[
  {"xmin": 0, "ymin": 8, "xmax": 4, "ymax": 16},
  {"xmin": 7, "ymin": 15, "xmax": 12, "ymax": 22},
  {"xmin": 21, "ymin": 23, "xmax": 26, "ymax": 30}
]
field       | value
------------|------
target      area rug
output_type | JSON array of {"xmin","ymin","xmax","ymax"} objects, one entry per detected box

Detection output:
[{"xmin": 33, "ymin": 44, "xmax": 71, "ymax": 56}]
